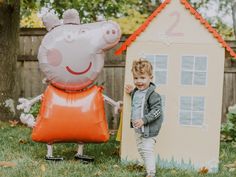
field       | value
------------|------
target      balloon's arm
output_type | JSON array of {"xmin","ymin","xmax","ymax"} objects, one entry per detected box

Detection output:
[
  {"xmin": 17, "ymin": 94, "xmax": 43, "ymax": 128},
  {"xmin": 20, "ymin": 113, "xmax": 36, "ymax": 128},
  {"xmin": 29, "ymin": 94, "xmax": 43, "ymax": 105},
  {"xmin": 103, "ymin": 94, "xmax": 117, "ymax": 106},
  {"xmin": 17, "ymin": 94, "xmax": 43, "ymax": 113},
  {"xmin": 103, "ymin": 94, "xmax": 122, "ymax": 114}
]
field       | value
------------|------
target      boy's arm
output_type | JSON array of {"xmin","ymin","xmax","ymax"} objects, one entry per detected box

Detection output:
[{"xmin": 142, "ymin": 92, "xmax": 162, "ymax": 125}]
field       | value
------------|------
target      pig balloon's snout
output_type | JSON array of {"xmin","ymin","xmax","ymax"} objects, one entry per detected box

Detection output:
[{"xmin": 102, "ymin": 22, "xmax": 121, "ymax": 44}]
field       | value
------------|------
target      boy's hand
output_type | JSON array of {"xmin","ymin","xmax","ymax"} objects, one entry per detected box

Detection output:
[
  {"xmin": 132, "ymin": 119, "xmax": 144, "ymax": 128},
  {"xmin": 125, "ymin": 84, "xmax": 134, "ymax": 94}
]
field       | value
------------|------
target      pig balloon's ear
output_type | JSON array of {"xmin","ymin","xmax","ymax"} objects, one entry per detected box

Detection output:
[
  {"xmin": 63, "ymin": 9, "xmax": 80, "ymax": 25},
  {"xmin": 42, "ymin": 13, "xmax": 60, "ymax": 31}
]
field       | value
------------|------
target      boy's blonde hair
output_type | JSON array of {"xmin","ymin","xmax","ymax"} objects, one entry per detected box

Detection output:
[{"xmin": 131, "ymin": 58, "xmax": 153, "ymax": 76}]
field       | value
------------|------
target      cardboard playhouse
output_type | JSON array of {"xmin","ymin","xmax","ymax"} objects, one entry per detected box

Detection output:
[{"xmin": 115, "ymin": 0, "xmax": 236, "ymax": 173}]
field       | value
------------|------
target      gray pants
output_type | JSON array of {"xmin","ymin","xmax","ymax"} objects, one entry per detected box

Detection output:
[{"xmin": 135, "ymin": 132, "xmax": 157, "ymax": 176}]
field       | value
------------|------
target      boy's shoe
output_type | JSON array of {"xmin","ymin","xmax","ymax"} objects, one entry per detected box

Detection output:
[{"xmin": 74, "ymin": 154, "xmax": 94, "ymax": 162}]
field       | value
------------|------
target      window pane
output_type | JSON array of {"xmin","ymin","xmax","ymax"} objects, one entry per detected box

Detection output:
[
  {"xmin": 181, "ymin": 71, "xmax": 193, "ymax": 85},
  {"xmin": 195, "ymin": 56, "xmax": 207, "ymax": 71},
  {"xmin": 155, "ymin": 71, "xmax": 166, "ymax": 84},
  {"xmin": 192, "ymin": 112, "xmax": 204, "ymax": 125},
  {"xmin": 179, "ymin": 111, "xmax": 191, "ymax": 125},
  {"xmin": 193, "ymin": 72, "xmax": 206, "ymax": 85},
  {"xmin": 193, "ymin": 97, "xmax": 204, "ymax": 111},
  {"xmin": 180, "ymin": 96, "xmax": 192, "ymax": 110},
  {"xmin": 182, "ymin": 56, "xmax": 194, "ymax": 70},
  {"xmin": 156, "ymin": 55, "xmax": 167, "ymax": 69},
  {"xmin": 145, "ymin": 55, "xmax": 155, "ymax": 65}
]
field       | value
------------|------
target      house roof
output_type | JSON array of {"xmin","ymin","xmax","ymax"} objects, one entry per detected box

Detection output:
[{"xmin": 115, "ymin": 0, "xmax": 236, "ymax": 59}]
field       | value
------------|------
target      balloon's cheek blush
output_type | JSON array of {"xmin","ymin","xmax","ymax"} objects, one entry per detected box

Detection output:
[{"xmin": 47, "ymin": 48, "xmax": 63, "ymax": 67}]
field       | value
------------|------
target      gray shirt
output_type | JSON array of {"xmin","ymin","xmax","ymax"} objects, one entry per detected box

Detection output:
[{"xmin": 131, "ymin": 88, "xmax": 148, "ymax": 133}]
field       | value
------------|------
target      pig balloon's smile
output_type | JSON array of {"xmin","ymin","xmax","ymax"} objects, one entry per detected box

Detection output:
[{"xmin": 66, "ymin": 62, "xmax": 92, "ymax": 75}]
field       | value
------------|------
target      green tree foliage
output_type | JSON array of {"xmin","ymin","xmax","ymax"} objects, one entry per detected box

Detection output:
[
  {"xmin": 20, "ymin": 0, "xmax": 162, "ymax": 32},
  {"xmin": 20, "ymin": 0, "xmax": 161, "ymax": 23},
  {"xmin": 20, "ymin": 0, "xmax": 234, "ymax": 39},
  {"xmin": 218, "ymin": 0, "xmax": 236, "ymax": 39},
  {"xmin": 191, "ymin": 0, "xmax": 235, "ymax": 39},
  {"xmin": 188, "ymin": 0, "xmax": 210, "ymax": 10},
  {"xmin": 112, "ymin": 9, "xmax": 148, "ymax": 34},
  {"xmin": 221, "ymin": 105, "xmax": 236, "ymax": 142}
]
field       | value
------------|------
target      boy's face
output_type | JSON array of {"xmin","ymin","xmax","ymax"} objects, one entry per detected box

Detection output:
[{"xmin": 133, "ymin": 73, "xmax": 152, "ymax": 91}]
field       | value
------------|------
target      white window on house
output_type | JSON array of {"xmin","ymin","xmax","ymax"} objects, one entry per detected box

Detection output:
[
  {"xmin": 181, "ymin": 56, "xmax": 207, "ymax": 86},
  {"xmin": 145, "ymin": 54, "xmax": 168, "ymax": 85},
  {"xmin": 179, "ymin": 96, "xmax": 205, "ymax": 126}
]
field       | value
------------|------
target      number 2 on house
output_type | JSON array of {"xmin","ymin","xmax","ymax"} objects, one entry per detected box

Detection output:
[{"xmin": 165, "ymin": 11, "xmax": 184, "ymax": 37}]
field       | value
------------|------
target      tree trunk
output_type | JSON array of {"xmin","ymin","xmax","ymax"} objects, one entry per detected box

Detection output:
[
  {"xmin": 0, "ymin": 0, "xmax": 20, "ymax": 119},
  {"xmin": 232, "ymin": 1, "xmax": 236, "ymax": 39}
]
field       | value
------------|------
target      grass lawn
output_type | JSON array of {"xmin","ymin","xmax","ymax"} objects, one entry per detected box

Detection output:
[{"xmin": 0, "ymin": 120, "xmax": 236, "ymax": 177}]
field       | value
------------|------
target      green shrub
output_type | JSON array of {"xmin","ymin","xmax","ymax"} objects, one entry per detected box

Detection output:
[
  {"xmin": 221, "ymin": 104, "xmax": 236, "ymax": 142},
  {"xmin": 28, "ymin": 101, "xmax": 41, "ymax": 117}
]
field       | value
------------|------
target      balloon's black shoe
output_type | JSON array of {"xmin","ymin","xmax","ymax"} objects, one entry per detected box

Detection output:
[
  {"xmin": 74, "ymin": 154, "xmax": 94, "ymax": 162},
  {"xmin": 45, "ymin": 156, "xmax": 64, "ymax": 161}
]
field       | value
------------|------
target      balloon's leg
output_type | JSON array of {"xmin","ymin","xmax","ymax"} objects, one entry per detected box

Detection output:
[
  {"xmin": 45, "ymin": 144, "xmax": 63, "ymax": 161},
  {"xmin": 74, "ymin": 143, "xmax": 94, "ymax": 162}
]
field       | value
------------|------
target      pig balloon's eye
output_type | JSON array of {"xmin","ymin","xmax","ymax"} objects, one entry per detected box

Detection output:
[
  {"xmin": 80, "ymin": 28, "xmax": 89, "ymax": 33},
  {"xmin": 47, "ymin": 48, "xmax": 63, "ymax": 67}
]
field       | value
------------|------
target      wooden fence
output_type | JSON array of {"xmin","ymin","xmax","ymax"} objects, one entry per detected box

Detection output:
[{"xmin": 18, "ymin": 28, "xmax": 236, "ymax": 128}]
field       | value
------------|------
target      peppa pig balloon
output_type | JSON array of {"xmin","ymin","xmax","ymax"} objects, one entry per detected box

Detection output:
[
  {"xmin": 38, "ymin": 9, "xmax": 120, "ymax": 91},
  {"xmin": 17, "ymin": 9, "xmax": 122, "ymax": 161}
]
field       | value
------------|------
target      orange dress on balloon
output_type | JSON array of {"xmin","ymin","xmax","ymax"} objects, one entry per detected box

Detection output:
[{"xmin": 31, "ymin": 85, "xmax": 109, "ymax": 144}]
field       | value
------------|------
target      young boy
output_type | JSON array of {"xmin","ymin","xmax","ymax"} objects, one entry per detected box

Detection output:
[{"xmin": 125, "ymin": 58, "xmax": 163, "ymax": 177}]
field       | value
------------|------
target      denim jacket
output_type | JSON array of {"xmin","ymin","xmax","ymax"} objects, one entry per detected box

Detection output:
[{"xmin": 131, "ymin": 82, "xmax": 163, "ymax": 138}]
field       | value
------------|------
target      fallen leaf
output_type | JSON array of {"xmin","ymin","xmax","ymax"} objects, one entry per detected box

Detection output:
[
  {"xmin": 18, "ymin": 139, "xmax": 28, "ymax": 144},
  {"xmin": 224, "ymin": 163, "xmax": 236, "ymax": 168},
  {"xmin": 198, "ymin": 166, "xmax": 208, "ymax": 174},
  {"xmin": 9, "ymin": 120, "xmax": 19, "ymax": 127},
  {"xmin": 126, "ymin": 163, "xmax": 144, "ymax": 172},
  {"xmin": 113, "ymin": 164, "xmax": 119, "ymax": 169},
  {"xmin": 170, "ymin": 169, "xmax": 177, "ymax": 174},
  {"xmin": 94, "ymin": 170, "xmax": 102, "ymax": 176},
  {"xmin": 0, "ymin": 161, "xmax": 16, "ymax": 167},
  {"xmin": 112, "ymin": 146, "xmax": 120, "ymax": 156},
  {"xmin": 229, "ymin": 168, "xmax": 236, "ymax": 172},
  {"xmin": 40, "ymin": 164, "xmax": 46, "ymax": 172}
]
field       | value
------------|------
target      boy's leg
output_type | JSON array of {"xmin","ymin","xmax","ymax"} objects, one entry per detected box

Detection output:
[
  {"xmin": 135, "ymin": 133, "xmax": 156, "ymax": 176},
  {"xmin": 142, "ymin": 137, "xmax": 156, "ymax": 176},
  {"xmin": 135, "ymin": 133, "xmax": 145, "ymax": 163}
]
